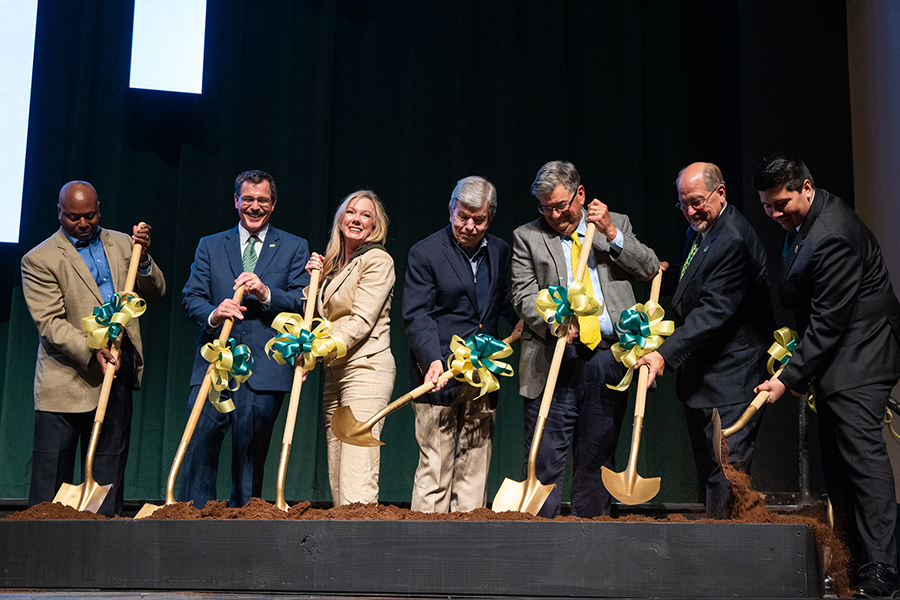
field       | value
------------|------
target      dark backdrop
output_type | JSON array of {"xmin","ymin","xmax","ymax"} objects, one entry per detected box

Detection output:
[{"xmin": 0, "ymin": 0, "xmax": 852, "ymax": 505}]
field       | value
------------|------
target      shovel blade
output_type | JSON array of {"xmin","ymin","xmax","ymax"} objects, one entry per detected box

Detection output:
[
  {"xmin": 491, "ymin": 477, "xmax": 555, "ymax": 515},
  {"xmin": 134, "ymin": 503, "xmax": 162, "ymax": 519},
  {"xmin": 53, "ymin": 481, "xmax": 112, "ymax": 514},
  {"xmin": 711, "ymin": 407, "xmax": 723, "ymax": 466},
  {"xmin": 601, "ymin": 467, "xmax": 661, "ymax": 505},
  {"xmin": 331, "ymin": 406, "xmax": 384, "ymax": 447}
]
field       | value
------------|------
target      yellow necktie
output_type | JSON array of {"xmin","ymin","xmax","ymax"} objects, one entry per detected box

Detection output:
[{"xmin": 571, "ymin": 232, "xmax": 602, "ymax": 350}]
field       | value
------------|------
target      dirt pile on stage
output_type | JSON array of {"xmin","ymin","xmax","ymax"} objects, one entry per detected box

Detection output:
[{"xmin": 7, "ymin": 472, "xmax": 852, "ymax": 597}]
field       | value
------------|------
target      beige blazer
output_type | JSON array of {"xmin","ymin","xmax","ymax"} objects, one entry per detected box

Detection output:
[
  {"xmin": 21, "ymin": 228, "xmax": 166, "ymax": 412},
  {"xmin": 314, "ymin": 247, "xmax": 394, "ymax": 367}
]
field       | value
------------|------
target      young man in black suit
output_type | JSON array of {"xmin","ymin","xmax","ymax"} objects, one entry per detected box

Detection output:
[
  {"xmin": 754, "ymin": 153, "xmax": 900, "ymax": 598},
  {"xmin": 635, "ymin": 162, "xmax": 774, "ymax": 519}
]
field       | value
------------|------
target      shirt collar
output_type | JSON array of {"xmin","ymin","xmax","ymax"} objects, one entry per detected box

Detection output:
[
  {"xmin": 64, "ymin": 227, "xmax": 102, "ymax": 248},
  {"xmin": 453, "ymin": 233, "xmax": 488, "ymax": 259},
  {"xmin": 239, "ymin": 223, "xmax": 269, "ymax": 245}
]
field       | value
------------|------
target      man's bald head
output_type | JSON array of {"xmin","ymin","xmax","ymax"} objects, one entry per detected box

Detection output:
[{"xmin": 58, "ymin": 181, "xmax": 101, "ymax": 242}]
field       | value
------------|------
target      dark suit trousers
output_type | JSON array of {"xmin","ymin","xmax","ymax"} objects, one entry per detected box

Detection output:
[
  {"xmin": 179, "ymin": 384, "xmax": 284, "ymax": 508},
  {"xmin": 28, "ymin": 345, "xmax": 135, "ymax": 517},
  {"xmin": 521, "ymin": 343, "xmax": 628, "ymax": 518},
  {"xmin": 817, "ymin": 381, "xmax": 898, "ymax": 567},
  {"xmin": 682, "ymin": 401, "xmax": 763, "ymax": 519}
]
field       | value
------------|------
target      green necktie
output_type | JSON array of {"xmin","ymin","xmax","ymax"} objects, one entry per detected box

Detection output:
[
  {"xmin": 680, "ymin": 233, "xmax": 702, "ymax": 280},
  {"xmin": 242, "ymin": 235, "xmax": 258, "ymax": 273}
]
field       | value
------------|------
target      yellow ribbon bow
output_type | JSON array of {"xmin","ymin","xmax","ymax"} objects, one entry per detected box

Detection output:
[
  {"xmin": 200, "ymin": 337, "xmax": 254, "ymax": 413},
  {"xmin": 766, "ymin": 326, "xmax": 817, "ymax": 412},
  {"xmin": 446, "ymin": 333, "xmax": 515, "ymax": 399},
  {"xmin": 265, "ymin": 312, "xmax": 347, "ymax": 371},
  {"xmin": 535, "ymin": 282, "xmax": 602, "ymax": 338},
  {"xmin": 607, "ymin": 300, "xmax": 675, "ymax": 391},
  {"xmin": 82, "ymin": 292, "xmax": 146, "ymax": 349}
]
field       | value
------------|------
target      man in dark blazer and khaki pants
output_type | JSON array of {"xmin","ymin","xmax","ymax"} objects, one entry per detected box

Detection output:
[
  {"xmin": 754, "ymin": 153, "xmax": 900, "ymax": 598},
  {"xmin": 635, "ymin": 162, "xmax": 774, "ymax": 519},
  {"xmin": 404, "ymin": 176, "xmax": 521, "ymax": 513}
]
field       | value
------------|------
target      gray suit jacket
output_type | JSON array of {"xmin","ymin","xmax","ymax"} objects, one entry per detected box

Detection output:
[
  {"xmin": 21, "ymin": 227, "xmax": 166, "ymax": 412},
  {"xmin": 511, "ymin": 213, "xmax": 659, "ymax": 398}
]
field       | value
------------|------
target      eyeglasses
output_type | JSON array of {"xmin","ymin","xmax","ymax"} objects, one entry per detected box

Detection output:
[
  {"xmin": 538, "ymin": 188, "xmax": 578, "ymax": 215},
  {"xmin": 239, "ymin": 195, "xmax": 273, "ymax": 208},
  {"xmin": 675, "ymin": 185, "xmax": 721, "ymax": 212}
]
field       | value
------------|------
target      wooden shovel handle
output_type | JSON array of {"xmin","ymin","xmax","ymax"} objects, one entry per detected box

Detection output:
[
  {"xmin": 281, "ymin": 269, "xmax": 320, "ymax": 445},
  {"xmin": 165, "ymin": 286, "xmax": 245, "ymax": 504},
  {"xmin": 722, "ymin": 365, "xmax": 785, "ymax": 438},
  {"xmin": 358, "ymin": 329, "xmax": 520, "ymax": 429}
]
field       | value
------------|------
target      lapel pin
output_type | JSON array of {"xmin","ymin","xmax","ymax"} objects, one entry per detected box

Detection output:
[{"xmin": 269, "ymin": 243, "xmax": 275, "ymax": 247}]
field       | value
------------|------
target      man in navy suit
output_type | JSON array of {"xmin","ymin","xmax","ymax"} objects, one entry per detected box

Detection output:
[
  {"xmin": 635, "ymin": 162, "xmax": 773, "ymax": 518},
  {"xmin": 180, "ymin": 170, "xmax": 310, "ymax": 508},
  {"xmin": 754, "ymin": 154, "xmax": 900, "ymax": 598},
  {"xmin": 403, "ymin": 176, "xmax": 521, "ymax": 513}
]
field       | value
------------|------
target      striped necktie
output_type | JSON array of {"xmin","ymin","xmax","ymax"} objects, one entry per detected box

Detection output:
[
  {"xmin": 570, "ymin": 232, "xmax": 602, "ymax": 350},
  {"xmin": 242, "ymin": 235, "xmax": 259, "ymax": 273},
  {"xmin": 680, "ymin": 233, "xmax": 702, "ymax": 280}
]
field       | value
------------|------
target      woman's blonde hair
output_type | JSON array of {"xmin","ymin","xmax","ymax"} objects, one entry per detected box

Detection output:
[{"xmin": 321, "ymin": 190, "xmax": 389, "ymax": 279}]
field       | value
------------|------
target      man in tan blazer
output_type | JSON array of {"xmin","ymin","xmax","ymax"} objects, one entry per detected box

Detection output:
[{"xmin": 21, "ymin": 181, "xmax": 166, "ymax": 516}]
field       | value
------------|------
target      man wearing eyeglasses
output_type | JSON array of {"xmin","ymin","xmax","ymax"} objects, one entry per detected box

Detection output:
[
  {"xmin": 510, "ymin": 160, "xmax": 658, "ymax": 518},
  {"xmin": 633, "ymin": 162, "xmax": 773, "ymax": 519},
  {"xmin": 180, "ymin": 170, "xmax": 310, "ymax": 508},
  {"xmin": 753, "ymin": 154, "xmax": 900, "ymax": 598}
]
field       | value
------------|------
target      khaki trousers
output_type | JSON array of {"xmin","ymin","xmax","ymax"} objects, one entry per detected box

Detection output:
[
  {"xmin": 410, "ymin": 384, "xmax": 495, "ymax": 513},
  {"xmin": 323, "ymin": 350, "xmax": 395, "ymax": 506}
]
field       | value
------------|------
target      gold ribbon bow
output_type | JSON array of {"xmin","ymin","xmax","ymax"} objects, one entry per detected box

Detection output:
[
  {"xmin": 200, "ymin": 338, "xmax": 254, "ymax": 413},
  {"xmin": 607, "ymin": 300, "xmax": 675, "ymax": 391},
  {"xmin": 766, "ymin": 326, "xmax": 817, "ymax": 412},
  {"xmin": 82, "ymin": 292, "xmax": 146, "ymax": 349},
  {"xmin": 447, "ymin": 334, "xmax": 515, "ymax": 399},
  {"xmin": 535, "ymin": 282, "xmax": 602, "ymax": 337},
  {"xmin": 265, "ymin": 312, "xmax": 347, "ymax": 371}
]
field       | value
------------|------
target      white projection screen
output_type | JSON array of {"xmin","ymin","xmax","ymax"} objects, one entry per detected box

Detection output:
[
  {"xmin": 0, "ymin": 0, "xmax": 39, "ymax": 244},
  {"xmin": 129, "ymin": 0, "xmax": 207, "ymax": 94}
]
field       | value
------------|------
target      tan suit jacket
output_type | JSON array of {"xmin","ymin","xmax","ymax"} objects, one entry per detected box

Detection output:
[
  {"xmin": 315, "ymin": 247, "xmax": 394, "ymax": 367},
  {"xmin": 21, "ymin": 228, "xmax": 166, "ymax": 412}
]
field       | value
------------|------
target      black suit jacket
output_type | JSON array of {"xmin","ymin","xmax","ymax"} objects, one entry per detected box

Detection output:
[
  {"xmin": 402, "ymin": 226, "xmax": 517, "ymax": 406},
  {"xmin": 779, "ymin": 189, "xmax": 900, "ymax": 395},
  {"xmin": 658, "ymin": 205, "xmax": 774, "ymax": 408}
]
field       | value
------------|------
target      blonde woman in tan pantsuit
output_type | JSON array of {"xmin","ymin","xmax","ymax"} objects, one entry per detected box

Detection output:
[{"xmin": 304, "ymin": 190, "xmax": 395, "ymax": 506}]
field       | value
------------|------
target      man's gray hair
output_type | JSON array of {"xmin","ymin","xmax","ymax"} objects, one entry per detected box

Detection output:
[
  {"xmin": 449, "ymin": 176, "xmax": 497, "ymax": 221},
  {"xmin": 531, "ymin": 160, "xmax": 581, "ymax": 198}
]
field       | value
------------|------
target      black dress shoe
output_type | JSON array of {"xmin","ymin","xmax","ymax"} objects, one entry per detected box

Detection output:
[{"xmin": 852, "ymin": 562, "xmax": 898, "ymax": 598}]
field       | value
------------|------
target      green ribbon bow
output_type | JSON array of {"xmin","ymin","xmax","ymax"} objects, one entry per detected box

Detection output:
[
  {"xmin": 82, "ymin": 292, "xmax": 146, "ymax": 349},
  {"xmin": 200, "ymin": 337, "xmax": 254, "ymax": 413},
  {"xmin": 447, "ymin": 333, "xmax": 515, "ymax": 399}
]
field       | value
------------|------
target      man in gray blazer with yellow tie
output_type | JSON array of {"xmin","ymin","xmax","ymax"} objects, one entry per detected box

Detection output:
[
  {"xmin": 511, "ymin": 161, "xmax": 658, "ymax": 518},
  {"xmin": 21, "ymin": 180, "xmax": 166, "ymax": 516}
]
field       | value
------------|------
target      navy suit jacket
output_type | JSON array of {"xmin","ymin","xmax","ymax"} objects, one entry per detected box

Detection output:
[
  {"xmin": 182, "ymin": 225, "xmax": 310, "ymax": 392},
  {"xmin": 658, "ymin": 205, "xmax": 774, "ymax": 408},
  {"xmin": 779, "ymin": 189, "xmax": 900, "ymax": 396},
  {"xmin": 403, "ymin": 226, "xmax": 517, "ymax": 406}
]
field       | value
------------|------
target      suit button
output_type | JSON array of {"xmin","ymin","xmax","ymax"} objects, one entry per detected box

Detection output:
[{"xmin": 479, "ymin": 323, "xmax": 482, "ymax": 328}]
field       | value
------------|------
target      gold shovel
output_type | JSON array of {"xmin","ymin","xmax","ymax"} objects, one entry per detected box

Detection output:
[
  {"xmin": 54, "ymin": 235, "xmax": 145, "ymax": 513},
  {"xmin": 491, "ymin": 223, "xmax": 597, "ymax": 515},
  {"xmin": 601, "ymin": 269, "xmax": 663, "ymax": 505},
  {"xmin": 712, "ymin": 365, "xmax": 784, "ymax": 466},
  {"xmin": 134, "ymin": 286, "xmax": 245, "ymax": 519},
  {"xmin": 330, "ymin": 326, "xmax": 521, "ymax": 448},
  {"xmin": 274, "ymin": 270, "xmax": 320, "ymax": 511}
]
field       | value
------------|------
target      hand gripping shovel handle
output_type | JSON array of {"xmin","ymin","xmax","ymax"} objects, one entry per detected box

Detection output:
[
  {"xmin": 722, "ymin": 365, "xmax": 785, "ymax": 438},
  {"xmin": 275, "ymin": 270, "xmax": 320, "ymax": 510},
  {"xmin": 163, "ymin": 286, "xmax": 246, "ymax": 505},
  {"xmin": 332, "ymin": 329, "xmax": 521, "ymax": 447}
]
